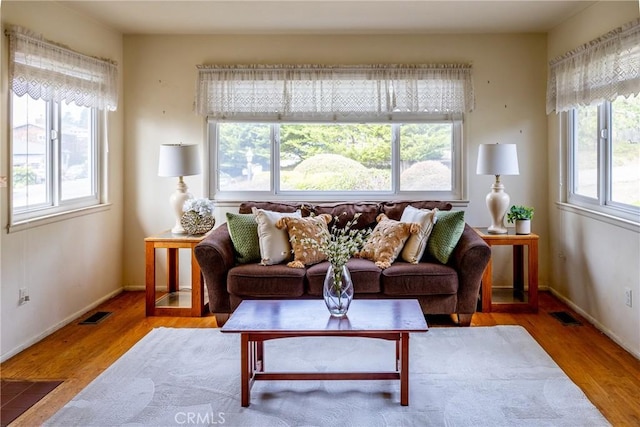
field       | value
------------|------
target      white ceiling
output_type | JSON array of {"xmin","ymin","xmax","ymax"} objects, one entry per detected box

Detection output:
[{"xmin": 55, "ymin": 0, "xmax": 605, "ymax": 35}]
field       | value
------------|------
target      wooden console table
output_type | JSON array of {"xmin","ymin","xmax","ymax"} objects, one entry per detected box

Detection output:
[
  {"xmin": 145, "ymin": 231, "xmax": 208, "ymax": 317},
  {"xmin": 474, "ymin": 228, "xmax": 539, "ymax": 313}
]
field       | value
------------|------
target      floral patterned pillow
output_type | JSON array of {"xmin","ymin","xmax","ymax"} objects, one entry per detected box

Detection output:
[
  {"xmin": 276, "ymin": 214, "xmax": 332, "ymax": 268},
  {"xmin": 357, "ymin": 214, "xmax": 420, "ymax": 269}
]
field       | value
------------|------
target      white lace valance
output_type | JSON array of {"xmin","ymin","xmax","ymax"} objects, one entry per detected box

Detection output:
[
  {"xmin": 7, "ymin": 26, "xmax": 119, "ymax": 111},
  {"xmin": 547, "ymin": 18, "xmax": 640, "ymax": 114},
  {"xmin": 196, "ymin": 64, "xmax": 474, "ymax": 120}
]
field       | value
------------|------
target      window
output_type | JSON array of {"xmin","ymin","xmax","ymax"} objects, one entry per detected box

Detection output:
[
  {"xmin": 568, "ymin": 94, "xmax": 640, "ymax": 221},
  {"xmin": 6, "ymin": 25, "xmax": 118, "ymax": 227},
  {"xmin": 11, "ymin": 93, "xmax": 100, "ymax": 221},
  {"xmin": 210, "ymin": 119, "xmax": 462, "ymax": 200},
  {"xmin": 198, "ymin": 63, "xmax": 472, "ymax": 201}
]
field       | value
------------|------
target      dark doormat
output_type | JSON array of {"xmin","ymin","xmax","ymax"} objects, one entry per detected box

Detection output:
[{"xmin": 1, "ymin": 380, "xmax": 62, "ymax": 426}]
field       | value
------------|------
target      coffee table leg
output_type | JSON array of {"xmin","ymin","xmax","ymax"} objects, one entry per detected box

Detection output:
[
  {"xmin": 241, "ymin": 333, "xmax": 250, "ymax": 407},
  {"xmin": 256, "ymin": 340, "xmax": 264, "ymax": 372},
  {"xmin": 400, "ymin": 332, "xmax": 409, "ymax": 406}
]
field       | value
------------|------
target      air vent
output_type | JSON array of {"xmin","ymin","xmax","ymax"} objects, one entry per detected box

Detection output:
[
  {"xmin": 79, "ymin": 311, "xmax": 112, "ymax": 325},
  {"xmin": 550, "ymin": 311, "xmax": 581, "ymax": 326}
]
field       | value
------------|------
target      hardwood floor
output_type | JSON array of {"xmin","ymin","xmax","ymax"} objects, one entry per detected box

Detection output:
[{"xmin": 1, "ymin": 291, "xmax": 639, "ymax": 426}]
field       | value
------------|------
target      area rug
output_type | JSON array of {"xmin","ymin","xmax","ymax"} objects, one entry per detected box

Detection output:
[{"xmin": 45, "ymin": 326, "xmax": 609, "ymax": 426}]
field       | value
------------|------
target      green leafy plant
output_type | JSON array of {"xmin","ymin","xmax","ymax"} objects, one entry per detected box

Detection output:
[{"xmin": 507, "ymin": 205, "xmax": 534, "ymax": 223}]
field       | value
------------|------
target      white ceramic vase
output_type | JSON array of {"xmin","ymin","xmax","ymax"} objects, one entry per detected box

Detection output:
[{"xmin": 515, "ymin": 219, "xmax": 531, "ymax": 235}]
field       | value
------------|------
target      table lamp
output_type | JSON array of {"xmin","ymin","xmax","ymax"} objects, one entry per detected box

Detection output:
[
  {"xmin": 158, "ymin": 143, "xmax": 201, "ymax": 234},
  {"xmin": 476, "ymin": 143, "xmax": 519, "ymax": 234}
]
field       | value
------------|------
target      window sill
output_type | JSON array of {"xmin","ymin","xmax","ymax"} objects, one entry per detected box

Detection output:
[
  {"xmin": 8, "ymin": 203, "xmax": 112, "ymax": 233},
  {"xmin": 555, "ymin": 202, "xmax": 640, "ymax": 233}
]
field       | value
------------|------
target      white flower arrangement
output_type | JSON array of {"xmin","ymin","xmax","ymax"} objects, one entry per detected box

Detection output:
[
  {"xmin": 303, "ymin": 212, "xmax": 370, "ymax": 271},
  {"xmin": 183, "ymin": 198, "xmax": 215, "ymax": 217}
]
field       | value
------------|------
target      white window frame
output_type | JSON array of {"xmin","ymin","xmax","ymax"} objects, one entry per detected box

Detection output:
[
  {"xmin": 207, "ymin": 117, "xmax": 464, "ymax": 202},
  {"xmin": 9, "ymin": 96, "xmax": 106, "ymax": 230},
  {"xmin": 566, "ymin": 102, "xmax": 640, "ymax": 224}
]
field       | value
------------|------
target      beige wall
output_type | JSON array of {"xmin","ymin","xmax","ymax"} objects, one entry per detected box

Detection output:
[
  {"xmin": 547, "ymin": 1, "xmax": 640, "ymax": 358},
  {"xmin": 122, "ymin": 33, "xmax": 549, "ymax": 291},
  {"xmin": 0, "ymin": 1, "xmax": 124, "ymax": 361}
]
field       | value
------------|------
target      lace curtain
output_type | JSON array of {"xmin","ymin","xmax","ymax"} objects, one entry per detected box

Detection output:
[
  {"xmin": 7, "ymin": 26, "xmax": 118, "ymax": 111},
  {"xmin": 196, "ymin": 64, "xmax": 474, "ymax": 120},
  {"xmin": 547, "ymin": 18, "xmax": 640, "ymax": 114}
]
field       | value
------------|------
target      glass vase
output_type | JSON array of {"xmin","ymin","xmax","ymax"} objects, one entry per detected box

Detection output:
[{"xmin": 323, "ymin": 264, "xmax": 354, "ymax": 317}]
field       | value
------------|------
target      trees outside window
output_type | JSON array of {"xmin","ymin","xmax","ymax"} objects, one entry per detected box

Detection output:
[{"xmin": 211, "ymin": 120, "xmax": 460, "ymax": 199}]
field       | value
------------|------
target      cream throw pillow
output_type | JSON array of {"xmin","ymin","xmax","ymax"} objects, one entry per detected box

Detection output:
[
  {"xmin": 252, "ymin": 208, "xmax": 302, "ymax": 265},
  {"xmin": 400, "ymin": 206, "xmax": 438, "ymax": 263}
]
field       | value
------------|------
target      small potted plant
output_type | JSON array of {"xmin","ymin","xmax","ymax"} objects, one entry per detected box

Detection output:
[{"xmin": 507, "ymin": 205, "xmax": 534, "ymax": 235}]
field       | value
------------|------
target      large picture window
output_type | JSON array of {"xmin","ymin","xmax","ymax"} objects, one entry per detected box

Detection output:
[
  {"xmin": 198, "ymin": 64, "xmax": 473, "ymax": 201},
  {"xmin": 209, "ymin": 119, "xmax": 461, "ymax": 200},
  {"xmin": 568, "ymin": 94, "xmax": 640, "ymax": 221}
]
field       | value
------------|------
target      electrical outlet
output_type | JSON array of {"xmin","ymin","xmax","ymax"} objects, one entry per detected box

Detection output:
[
  {"xmin": 19, "ymin": 287, "xmax": 30, "ymax": 305},
  {"xmin": 624, "ymin": 288, "xmax": 632, "ymax": 308}
]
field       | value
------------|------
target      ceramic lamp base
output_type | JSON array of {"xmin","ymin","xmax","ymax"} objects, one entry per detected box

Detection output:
[{"xmin": 486, "ymin": 180, "xmax": 509, "ymax": 234}]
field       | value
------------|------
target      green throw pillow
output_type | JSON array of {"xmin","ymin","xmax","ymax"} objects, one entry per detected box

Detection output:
[
  {"xmin": 427, "ymin": 210, "xmax": 465, "ymax": 264},
  {"xmin": 226, "ymin": 212, "xmax": 261, "ymax": 264}
]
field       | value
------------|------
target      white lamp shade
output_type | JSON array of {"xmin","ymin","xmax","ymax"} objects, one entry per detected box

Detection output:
[
  {"xmin": 158, "ymin": 144, "xmax": 201, "ymax": 177},
  {"xmin": 476, "ymin": 143, "xmax": 519, "ymax": 176}
]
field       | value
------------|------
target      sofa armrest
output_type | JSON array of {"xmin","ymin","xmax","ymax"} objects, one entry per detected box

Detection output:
[
  {"xmin": 450, "ymin": 224, "xmax": 491, "ymax": 316},
  {"xmin": 194, "ymin": 223, "xmax": 236, "ymax": 314}
]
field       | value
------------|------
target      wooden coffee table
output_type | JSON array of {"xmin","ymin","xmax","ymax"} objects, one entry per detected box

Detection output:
[{"xmin": 220, "ymin": 299, "xmax": 428, "ymax": 407}]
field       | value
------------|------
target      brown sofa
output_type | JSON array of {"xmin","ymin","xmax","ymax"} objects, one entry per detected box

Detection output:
[{"xmin": 194, "ymin": 201, "xmax": 491, "ymax": 326}]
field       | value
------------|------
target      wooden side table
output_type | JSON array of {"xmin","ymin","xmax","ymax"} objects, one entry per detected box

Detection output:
[
  {"xmin": 145, "ymin": 231, "xmax": 208, "ymax": 317},
  {"xmin": 473, "ymin": 228, "xmax": 539, "ymax": 313}
]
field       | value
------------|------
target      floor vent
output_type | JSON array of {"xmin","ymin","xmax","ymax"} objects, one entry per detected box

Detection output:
[
  {"xmin": 79, "ymin": 311, "xmax": 112, "ymax": 325},
  {"xmin": 550, "ymin": 311, "xmax": 582, "ymax": 326}
]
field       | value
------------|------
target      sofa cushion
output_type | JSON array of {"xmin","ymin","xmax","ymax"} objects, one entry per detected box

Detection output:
[
  {"xmin": 306, "ymin": 258, "xmax": 381, "ymax": 295},
  {"xmin": 382, "ymin": 261, "xmax": 458, "ymax": 296},
  {"xmin": 357, "ymin": 214, "xmax": 420, "ymax": 269},
  {"xmin": 311, "ymin": 202, "xmax": 380, "ymax": 230},
  {"xmin": 427, "ymin": 210, "xmax": 465, "ymax": 264},
  {"xmin": 240, "ymin": 201, "xmax": 307, "ymax": 215},
  {"xmin": 225, "ymin": 212, "xmax": 261, "ymax": 264},
  {"xmin": 380, "ymin": 200, "xmax": 452, "ymax": 221},
  {"xmin": 253, "ymin": 208, "xmax": 302, "ymax": 265},
  {"xmin": 227, "ymin": 263, "xmax": 306, "ymax": 297},
  {"xmin": 276, "ymin": 214, "xmax": 332, "ymax": 268},
  {"xmin": 400, "ymin": 206, "xmax": 438, "ymax": 264}
]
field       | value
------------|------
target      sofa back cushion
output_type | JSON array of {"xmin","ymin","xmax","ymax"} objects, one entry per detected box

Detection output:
[
  {"xmin": 310, "ymin": 202, "xmax": 379, "ymax": 230},
  {"xmin": 239, "ymin": 201, "xmax": 310, "ymax": 215},
  {"xmin": 380, "ymin": 200, "xmax": 452, "ymax": 221}
]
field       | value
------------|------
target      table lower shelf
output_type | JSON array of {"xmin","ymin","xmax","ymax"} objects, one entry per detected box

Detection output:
[
  {"xmin": 489, "ymin": 288, "xmax": 536, "ymax": 313},
  {"xmin": 155, "ymin": 289, "xmax": 193, "ymax": 308}
]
